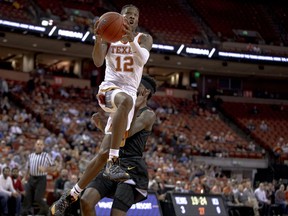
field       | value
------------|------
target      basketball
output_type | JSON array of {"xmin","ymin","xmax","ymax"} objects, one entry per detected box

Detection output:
[{"xmin": 97, "ymin": 12, "xmax": 125, "ymax": 43}]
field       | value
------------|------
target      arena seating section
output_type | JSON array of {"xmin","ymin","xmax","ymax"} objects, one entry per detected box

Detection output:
[
  {"xmin": 150, "ymin": 95, "xmax": 263, "ymax": 159},
  {"xmin": 0, "ymin": 0, "xmax": 35, "ymax": 24},
  {"xmin": 221, "ymin": 101, "xmax": 288, "ymax": 161},
  {"xmin": 5, "ymin": 79, "xmax": 264, "ymax": 160},
  {"xmin": 1, "ymin": 0, "xmax": 288, "ymax": 46},
  {"xmin": 2, "ymin": 78, "xmax": 270, "ymax": 205},
  {"xmin": 187, "ymin": 0, "xmax": 280, "ymax": 44}
]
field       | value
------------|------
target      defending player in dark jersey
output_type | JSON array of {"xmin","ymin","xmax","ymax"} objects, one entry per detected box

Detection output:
[{"xmin": 80, "ymin": 75, "xmax": 157, "ymax": 216}]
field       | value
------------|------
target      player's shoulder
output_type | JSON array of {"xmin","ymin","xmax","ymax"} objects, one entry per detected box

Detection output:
[
  {"xmin": 143, "ymin": 108, "xmax": 156, "ymax": 120},
  {"xmin": 138, "ymin": 32, "xmax": 153, "ymax": 45},
  {"xmin": 139, "ymin": 32, "xmax": 152, "ymax": 41},
  {"xmin": 139, "ymin": 31, "xmax": 151, "ymax": 37}
]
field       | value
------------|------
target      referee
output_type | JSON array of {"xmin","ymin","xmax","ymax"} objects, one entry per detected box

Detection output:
[{"xmin": 21, "ymin": 139, "xmax": 56, "ymax": 216}]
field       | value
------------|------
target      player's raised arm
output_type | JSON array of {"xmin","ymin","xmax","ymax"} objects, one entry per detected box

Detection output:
[
  {"xmin": 122, "ymin": 21, "xmax": 152, "ymax": 66},
  {"xmin": 92, "ymin": 20, "xmax": 108, "ymax": 67}
]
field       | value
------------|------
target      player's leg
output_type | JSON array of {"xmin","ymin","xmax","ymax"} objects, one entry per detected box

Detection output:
[
  {"xmin": 75, "ymin": 134, "xmax": 111, "ymax": 192},
  {"xmin": 50, "ymin": 134, "xmax": 111, "ymax": 216},
  {"xmin": 81, "ymin": 171, "xmax": 117, "ymax": 216},
  {"xmin": 103, "ymin": 91, "xmax": 136, "ymax": 181},
  {"xmin": 80, "ymin": 188, "xmax": 101, "ymax": 216},
  {"xmin": 111, "ymin": 183, "xmax": 145, "ymax": 216},
  {"xmin": 111, "ymin": 208, "xmax": 127, "ymax": 216},
  {"xmin": 109, "ymin": 91, "xmax": 133, "ymax": 152}
]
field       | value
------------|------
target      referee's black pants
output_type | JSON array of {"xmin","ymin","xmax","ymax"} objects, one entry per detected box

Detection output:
[{"xmin": 21, "ymin": 175, "xmax": 49, "ymax": 215}]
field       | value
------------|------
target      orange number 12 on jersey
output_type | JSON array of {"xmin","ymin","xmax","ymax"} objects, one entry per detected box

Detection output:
[{"xmin": 115, "ymin": 56, "xmax": 134, "ymax": 72}]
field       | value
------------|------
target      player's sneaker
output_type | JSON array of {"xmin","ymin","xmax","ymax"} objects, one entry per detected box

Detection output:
[
  {"xmin": 103, "ymin": 157, "xmax": 130, "ymax": 181},
  {"xmin": 50, "ymin": 190, "xmax": 77, "ymax": 216}
]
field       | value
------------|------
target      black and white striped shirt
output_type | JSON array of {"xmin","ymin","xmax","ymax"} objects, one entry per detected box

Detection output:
[{"xmin": 27, "ymin": 152, "xmax": 54, "ymax": 176}]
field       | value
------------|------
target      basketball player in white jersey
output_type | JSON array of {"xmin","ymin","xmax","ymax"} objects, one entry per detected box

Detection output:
[
  {"xmin": 93, "ymin": 4, "xmax": 153, "ymax": 182},
  {"xmin": 50, "ymin": 4, "xmax": 153, "ymax": 216}
]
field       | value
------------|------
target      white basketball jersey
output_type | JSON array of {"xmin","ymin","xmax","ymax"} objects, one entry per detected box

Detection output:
[{"xmin": 104, "ymin": 33, "xmax": 146, "ymax": 93}]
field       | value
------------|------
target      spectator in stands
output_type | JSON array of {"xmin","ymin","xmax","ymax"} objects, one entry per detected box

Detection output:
[
  {"xmin": 64, "ymin": 174, "xmax": 78, "ymax": 191},
  {"xmin": 231, "ymin": 179, "xmax": 239, "ymax": 195},
  {"xmin": 0, "ymin": 166, "xmax": 20, "ymax": 216},
  {"xmin": 26, "ymin": 76, "xmax": 35, "ymax": 94},
  {"xmin": 246, "ymin": 119, "xmax": 256, "ymax": 132},
  {"xmin": 11, "ymin": 167, "xmax": 24, "ymax": 216},
  {"xmin": 11, "ymin": 167, "xmax": 24, "ymax": 194},
  {"xmin": 56, "ymin": 133, "xmax": 68, "ymax": 148},
  {"xmin": 44, "ymin": 133, "xmax": 58, "ymax": 147},
  {"xmin": 51, "ymin": 145, "xmax": 61, "ymax": 161},
  {"xmin": 178, "ymin": 153, "xmax": 189, "ymax": 163},
  {"xmin": 0, "ymin": 78, "xmax": 9, "ymax": 98},
  {"xmin": 37, "ymin": 123, "xmax": 50, "ymax": 137},
  {"xmin": 0, "ymin": 96, "xmax": 11, "ymax": 112},
  {"xmin": 53, "ymin": 169, "xmax": 69, "ymax": 201},
  {"xmin": 9, "ymin": 122, "xmax": 23, "ymax": 137},
  {"xmin": 149, "ymin": 175, "xmax": 166, "ymax": 198},
  {"xmin": 59, "ymin": 87, "xmax": 69, "ymax": 98},
  {"xmin": 259, "ymin": 121, "xmax": 268, "ymax": 132},
  {"xmin": 222, "ymin": 180, "xmax": 234, "ymax": 205},
  {"xmin": 155, "ymin": 106, "xmax": 166, "ymax": 114},
  {"xmin": 0, "ymin": 126, "xmax": 6, "ymax": 141},
  {"xmin": 273, "ymin": 142, "xmax": 283, "ymax": 159},
  {"xmin": 277, "ymin": 137, "xmax": 285, "ymax": 147},
  {"xmin": 63, "ymin": 174, "xmax": 80, "ymax": 216},
  {"xmin": 210, "ymin": 180, "xmax": 222, "ymax": 194},
  {"xmin": 244, "ymin": 180, "xmax": 260, "ymax": 216},
  {"xmin": 252, "ymin": 105, "xmax": 259, "ymax": 114},
  {"xmin": 266, "ymin": 182, "xmax": 275, "ymax": 205},
  {"xmin": 51, "ymin": 155, "xmax": 63, "ymax": 178},
  {"xmin": 1, "ymin": 157, "xmax": 12, "ymax": 170},
  {"xmin": 174, "ymin": 180, "xmax": 186, "ymax": 193},
  {"xmin": 191, "ymin": 176, "xmax": 205, "ymax": 194},
  {"xmin": 273, "ymin": 137, "xmax": 286, "ymax": 158},
  {"xmin": 234, "ymin": 183, "xmax": 258, "ymax": 215},
  {"xmin": 13, "ymin": 109, "xmax": 27, "ymax": 123},
  {"xmin": 189, "ymin": 183, "xmax": 198, "ymax": 194},
  {"xmin": 200, "ymin": 177, "xmax": 210, "ymax": 194},
  {"xmin": 275, "ymin": 184, "xmax": 288, "ymax": 214},
  {"xmin": 234, "ymin": 183, "xmax": 247, "ymax": 205},
  {"xmin": 204, "ymin": 131, "xmax": 212, "ymax": 141},
  {"xmin": 247, "ymin": 141, "xmax": 256, "ymax": 152},
  {"xmin": 218, "ymin": 132, "xmax": 226, "ymax": 143},
  {"xmin": 0, "ymin": 113, "xmax": 9, "ymax": 135},
  {"xmin": 254, "ymin": 182, "xmax": 271, "ymax": 215}
]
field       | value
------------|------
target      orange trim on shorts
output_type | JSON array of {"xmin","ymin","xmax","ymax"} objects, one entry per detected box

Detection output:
[{"xmin": 96, "ymin": 87, "xmax": 120, "ymax": 104}]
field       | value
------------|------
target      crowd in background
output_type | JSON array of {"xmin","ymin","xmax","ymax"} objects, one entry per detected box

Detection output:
[{"xmin": 0, "ymin": 75, "xmax": 287, "ymax": 215}]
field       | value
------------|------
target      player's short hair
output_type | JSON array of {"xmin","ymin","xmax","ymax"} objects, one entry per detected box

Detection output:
[
  {"xmin": 121, "ymin": 4, "xmax": 139, "ymax": 14},
  {"xmin": 141, "ymin": 74, "xmax": 157, "ymax": 100}
]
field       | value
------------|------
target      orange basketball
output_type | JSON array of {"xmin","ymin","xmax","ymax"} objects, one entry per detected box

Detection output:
[{"xmin": 97, "ymin": 12, "xmax": 125, "ymax": 43}]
